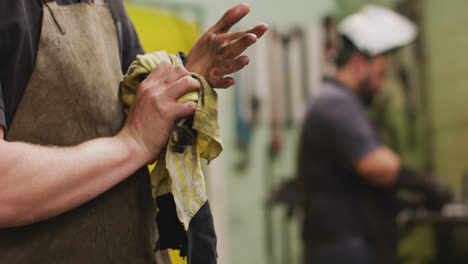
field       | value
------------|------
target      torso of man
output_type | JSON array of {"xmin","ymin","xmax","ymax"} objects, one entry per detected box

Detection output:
[
  {"xmin": 0, "ymin": 1, "xmax": 165, "ymax": 263},
  {"xmin": 298, "ymin": 79, "xmax": 382, "ymax": 242}
]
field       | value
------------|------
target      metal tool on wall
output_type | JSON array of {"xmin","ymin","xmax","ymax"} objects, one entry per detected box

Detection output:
[
  {"xmin": 278, "ymin": 27, "xmax": 305, "ymax": 128},
  {"xmin": 234, "ymin": 71, "xmax": 252, "ymax": 171},
  {"xmin": 233, "ymin": 38, "xmax": 264, "ymax": 171},
  {"xmin": 266, "ymin": 28, "xmax": 286, "ymax": 153}
]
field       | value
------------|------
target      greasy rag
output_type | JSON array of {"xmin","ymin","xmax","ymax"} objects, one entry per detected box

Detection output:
[{"xmin": 120, "ymin": 50, "xmax": 222, "ymax": 230}]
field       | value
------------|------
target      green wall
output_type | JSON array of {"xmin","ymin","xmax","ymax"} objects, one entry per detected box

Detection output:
[
  {"xmin": 335, "ymin": 0, "xmax": 400, "ymax": 18},
  {"xmin": 423, "ymin": 0, "xmax": 468, "ymax": 193}
]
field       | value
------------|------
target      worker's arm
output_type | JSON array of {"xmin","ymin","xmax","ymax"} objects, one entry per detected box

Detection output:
[
  {"xmin": 317, "ymin": 94, "xmax": 402, "ymax": 188},
  {"xmin": 185, "ymin": 3, "xmax": 268, "ymax": 88},
  {"xmin": 355, "ymin": 146, "xmax": 401, "ymax": 187},
  {"xmin": 355, "ymin": 145, "xmax": 452, "ymax": 208},
  {"xmin": 0, "ymin": 62, "xmax": 199, "ymax": 229}
]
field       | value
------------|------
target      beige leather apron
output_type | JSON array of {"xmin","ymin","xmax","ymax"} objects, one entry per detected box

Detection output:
[{"xmin": 0, "ymin": 1, "xmax": 169, "ymax": 263}]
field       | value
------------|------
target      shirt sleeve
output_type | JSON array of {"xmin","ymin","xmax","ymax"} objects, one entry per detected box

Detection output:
[
  {"xmin": 0, "ymin": 0, "xmax": 42, "ymax": 130},
  {"xmin": 0, "ymin": 81, "xmax": 6, "ymax": 130},
  {"xmin": 319, "ymin": 96, "xmax": 381, "ymax": 168},
  {"xmin": 116, "ymin": 1, "xmax": 145, "ymax": 73}
]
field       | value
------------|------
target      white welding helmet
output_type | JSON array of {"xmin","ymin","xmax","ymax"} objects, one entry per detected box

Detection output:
[{"xmin": 338, "ymin": 5, "xmax": 418, "ymax": 56}]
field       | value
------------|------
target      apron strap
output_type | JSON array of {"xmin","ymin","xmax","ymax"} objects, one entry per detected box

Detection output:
[
  {"xmin": 107, "ymin": 0, "xmax": 124, "ymax": 65},
  {"xmin": 41, "ymin": 0, "xmax": 65, "ymax": 34},
  {"xmin": 40, "ymin": 0, "xmax": 123, "ymax": 63}
]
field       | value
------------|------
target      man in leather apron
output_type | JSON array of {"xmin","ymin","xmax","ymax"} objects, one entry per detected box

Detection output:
[
  {"xmin": 0, "ymin": 1, "xmax": 268, "ymax": 263},
  {"xmin": 298, "ymin": 6, "xmax": 451, "ymax": 264}
]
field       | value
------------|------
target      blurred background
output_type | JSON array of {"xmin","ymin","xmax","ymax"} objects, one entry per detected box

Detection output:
[{"xmin": 124, "ymin": 0, "xmax": 468, "ymax": 263}]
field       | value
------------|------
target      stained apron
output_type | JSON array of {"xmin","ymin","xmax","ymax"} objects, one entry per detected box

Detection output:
[{"xmin": 0, "ymin": 1, "xmax": 169, "ymax": 263}]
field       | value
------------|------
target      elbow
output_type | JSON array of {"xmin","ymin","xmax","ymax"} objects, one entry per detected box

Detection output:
[
  {"xmin": 0, "ymin": 202, "xmax": 19, "ymax": 229},
  {"xmin": 358, "ymin": 164, "xmax": 398, "ymax": 187},
  {"xmin": 355, "ymin": 147, "xmax": 401, "ymax": 188}
]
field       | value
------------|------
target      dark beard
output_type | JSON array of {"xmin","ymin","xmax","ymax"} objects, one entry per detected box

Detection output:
[{"xmin": 357, "ymin": 78, "xmax": 375, "ymax": 107}]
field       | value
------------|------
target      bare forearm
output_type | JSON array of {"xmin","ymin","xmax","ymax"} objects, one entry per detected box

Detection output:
[
  {"xmin": 0, "ymin": 61, "xmax": 199, "ymax": 228},
  {"xmin": 0, "ymin": 134, "xmax": 148, "ymax": 228},
  {"xmin": 355, "ymin": 146, "xmax": 401, "ymax": 187}
]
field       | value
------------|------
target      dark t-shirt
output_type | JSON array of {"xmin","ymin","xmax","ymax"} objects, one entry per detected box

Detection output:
[
  {"xmin": 298, "ymin": 79, "xmax": 381, "ymax": 241},
  {"xmin": 0, "ymin": 87, "xmax": 5, "ymax": 127},
  {"xmin": 0, "ymin": 0, "xmax": 144, "ymax": 131}
]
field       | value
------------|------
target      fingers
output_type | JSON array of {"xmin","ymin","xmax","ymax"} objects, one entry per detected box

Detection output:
[
  {"xmin": 210, "ymin": 56, "xmax": 248, "ymax": 88},
  {"xmin": 211, "ymin": 3, "xmax": 250, "ymax": 33},
  {"xmin": 143, "ymin": 62, "xmax": 191, "ymax": 92},
  {"xmin": 214, "ymin": 77, "xmax": 235, "ymax": 89},
  {"xmin": 225, "ymin": 55, "xmax": 250, "ymax": 73},
  {"xmin": 218, "ymin": 33, "xmax": 257, "ymax": 60},
  {"xmin": 139, "ymin": 61, "xmax": 199, "ymax": 101},
  {"xmin": 166, "ymin": 76, "xmax": 200, "ymax": 100},
  {"xmin": 214, "ymin": 55, "xmax": 249, "ymax": 76},
  {"xmin": 250, "ymin": 23, "xmax": 269, "ymax": 39},
  {"xmin": 146, "ymin": 61, "xmax": 173, "ymax": 81},
  {"xmin": 216, "ymin": 24, "xmax": 268, "ymax": 60},
  {"xmin": 226, "ymin": 24, "xmax": 269, "ymax": 41},
  {"xmin": 214, "ymin": 24, "xmax": 268, "ymax": 62},
  {"xmin": 164, "ymin": 66, "xmax": 191, "ymax": 85},
  {"xmin": 172, "ymin": 101, "xmax": 197, "ymax": 120}
]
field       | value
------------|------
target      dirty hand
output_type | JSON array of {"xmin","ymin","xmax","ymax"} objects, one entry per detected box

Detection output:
[
  {"xmin": 397, "ymin": 166, "xmax": 453, "ymax": 210},
  {"xmin": 185, "ymin": 3, "xmax": 268, "ymax": 88},
  {"xmin": 119, "ymin": 61, "xmax": 200, "ymax": 163},
  {"xmin": 421, "ymin": 176, "xmax": 453, "ymax": 210}
]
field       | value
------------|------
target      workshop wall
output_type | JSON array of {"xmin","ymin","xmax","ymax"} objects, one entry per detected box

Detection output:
[{"xmin": 423, "ymin": 0, "xmax": 468, "ymax": 195}]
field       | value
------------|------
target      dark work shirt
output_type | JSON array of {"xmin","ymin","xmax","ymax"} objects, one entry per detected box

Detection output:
[
  {"xmin": 298, "ymin": 79, "xmax": 381, "ymax": 241},
  {"xmin": 0, "ymin": 0, "xmax": 144, "ymax": 131},
  {"xmin": 0, "ymin": 85, "xmax": 5, "ymax": 128}
]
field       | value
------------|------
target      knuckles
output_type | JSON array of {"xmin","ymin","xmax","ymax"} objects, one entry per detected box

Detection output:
[
  {"xmin": 158, "ymin": 61, "xmax": 173, "ymax": 70},
  {"xmin": 210, "ymin": 68, "xmax": 222, "ymax": 78},
  {"xmin": 216, "ymin": 53, "xmax": 225, "ymax": 62},
  {"xmin": 174, "ymin": 66, "xmax": 189, "ymax": 75},
  {"xmin": 141, "ymin": 84, "xmax": 154, "ymax": 97},
  {"xmin": 242, "ymin": 34, "xmax": 256, "ymax": 44},
  {"xmin": 214, "ymin": 36, "xmax": 226, "ymax": 47},
  {"xmin": 181, "ymin": 76, "xmax": 201, "ymax": 90},
  {"xmin": 148, "ymin": 94, "xmax": 171, "ymax": 120}
]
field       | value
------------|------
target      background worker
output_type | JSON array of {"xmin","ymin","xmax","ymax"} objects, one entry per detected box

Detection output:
[
  {"xmin": 297, "ymin": 5, "xmax": 452, "ymax": 264},
  {"xmin": 0, "ymin": 1, "xmax": 267, "ymax": 263}
]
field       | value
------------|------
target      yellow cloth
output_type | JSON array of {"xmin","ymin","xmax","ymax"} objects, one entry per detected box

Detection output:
[{"xmin": 120, "ymin": 51, "xmax": 222, "ymax": 230}]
